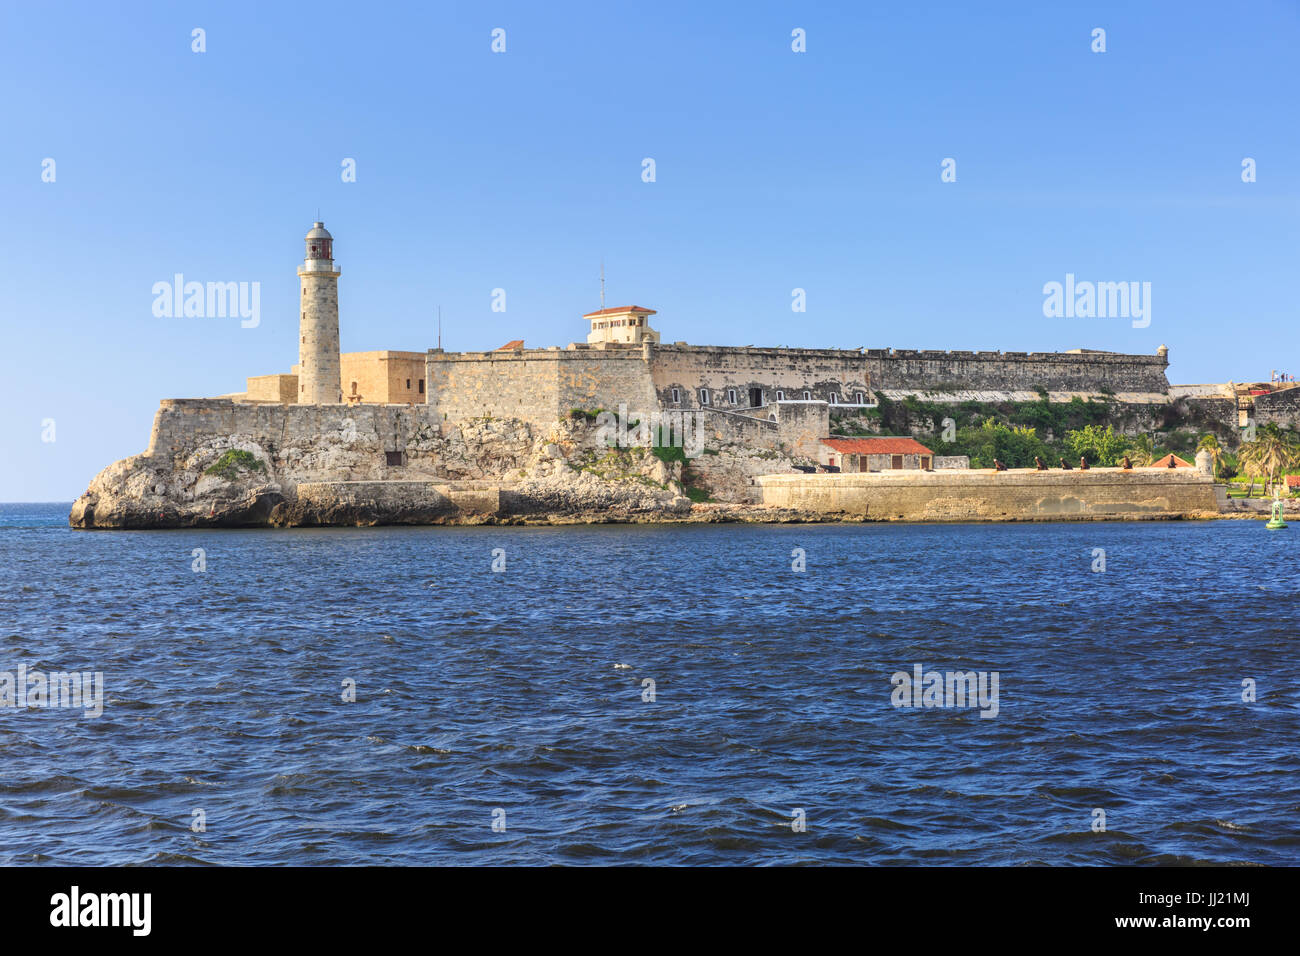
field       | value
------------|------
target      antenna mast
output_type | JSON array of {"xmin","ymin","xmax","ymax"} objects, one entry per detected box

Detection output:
[
  {"xmin": 437, "ymin": 306, "xmax": 442, "ymax": 350},
  {"xmin": 600, "ymin": 259, "xmax": 606, "ymax": 311}
]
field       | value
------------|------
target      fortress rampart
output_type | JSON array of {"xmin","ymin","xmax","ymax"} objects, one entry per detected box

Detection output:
[
  {"xmin": 648, "ymin": 344, "xmax": 872, "ymax": 410},
  {"xmin": 424, "ymin": 347, "xmax": 658, "ymax": 425},
  {"xmin": 1253, "ymin": 387, "xmax": 1300, "ymax": 428},
  {"xmin": 146, "ymin": 399, "xmax": 424, "ymax": 466},
  {"xmin": 700, "ymin": 401, "xmax": 829, "ymax": 460},
  {"xmin": 864, "ymin": 348, "xmax": 1170, "ymax": 395},
  {"xmin": 419, "ymin": 342, "xmax": 1172, "ymax": 428},
  {"xmin": 756, "ymin": 469, "xmax": 1218, "ymax": 520}
]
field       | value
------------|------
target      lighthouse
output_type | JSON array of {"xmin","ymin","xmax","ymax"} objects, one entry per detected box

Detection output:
[{"xmin": 298, "ymin": 221, "xmax": 341, "ymax": 404}]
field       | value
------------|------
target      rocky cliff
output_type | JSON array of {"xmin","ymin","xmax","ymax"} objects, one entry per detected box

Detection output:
[{"xmin": 70, "ymin": 401, "xmax": 707, "ymax": 529}]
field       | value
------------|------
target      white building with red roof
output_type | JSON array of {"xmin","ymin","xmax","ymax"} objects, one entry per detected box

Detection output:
[{"xmin": 819, "ymin": 436, "xmax": 935, "ymax": 472}]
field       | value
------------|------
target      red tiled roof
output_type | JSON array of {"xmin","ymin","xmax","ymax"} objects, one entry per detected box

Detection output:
[
  {"xmin": 495, "ymin": 339, "xmax": 524, "ymax": 350},
  {"xmin": 821, "ymin": 437, "xmax": 934, "ymax": 456},
  {"xmin": 582, "ymin": 305, "xmax": 656, "ymax": 318},
  {"xmin": 1286, "ymin": 475, "xmax": 1300, "ymax": 488},
  {"xmin": 1151, "ymin": 453, "xmax": 1193, "ymax": 468}
]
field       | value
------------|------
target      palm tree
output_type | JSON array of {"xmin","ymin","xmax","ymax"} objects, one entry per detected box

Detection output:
[
  {"xmin": 1196, "ymin": 433, "xmax": 1224, "ymax": 478},
  {"xmin": 1237, "ymin": 424, "xmax": 1300, "ymax": 496},
  {"xmin": 1124, "ymin": 434, "xmax": 1155, "ymax": 467}
]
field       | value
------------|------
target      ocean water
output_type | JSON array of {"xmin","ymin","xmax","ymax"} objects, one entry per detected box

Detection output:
[{"xmin": 0, "ymin": 501, "xmax": 1296, "ymax": 866}]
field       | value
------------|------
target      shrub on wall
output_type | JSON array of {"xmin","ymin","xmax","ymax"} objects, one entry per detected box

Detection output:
[{"xmin": 203, "ymin": 449, "xmax": 265, "ymax": 481}]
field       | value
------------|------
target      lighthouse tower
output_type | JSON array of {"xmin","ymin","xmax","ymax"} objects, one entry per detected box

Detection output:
[{"xmin": 297, "ymin": 221, "xmax": 341, "ymax": 404}]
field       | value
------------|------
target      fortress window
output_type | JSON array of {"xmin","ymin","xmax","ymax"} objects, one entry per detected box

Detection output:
[
  {"xmin": 855, "ymin": 392, "xmax": 866, "ymax": 404},
  {"xmin": 406, "ymin": 379, "xmax": 411, "ymax": 389},
  {"xmin": 776, "ymin": 390, "xmax": 785, "ymax": 401},
  {"xmin": 802, "ymin": 390, "xmax": 812, "ymax": 401},
  {"xmin": 727, "ymin": 388, "xmax": 737, "ymax": 405},
  {"xmin": 671, "ymin": 387, "xmax": 681, "ymax": 404},
  {"xmin": 829, "ymin": 394, "xmax": 839, "ymax": 404},
  {"xmin": 419, "ymin": 379, "xmax": 425, "ymax": 394},
  {"xmin": 699, "ymin": 389, "xmax": 711, "ymax": 406}
]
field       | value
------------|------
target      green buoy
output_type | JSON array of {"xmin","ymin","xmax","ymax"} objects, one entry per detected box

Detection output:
[{"xmin": 1266, "ymin": 492, "xmax": 1287, "ymax": 530}]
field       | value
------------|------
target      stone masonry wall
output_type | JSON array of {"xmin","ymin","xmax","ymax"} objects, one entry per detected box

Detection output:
[
  {"xmin": 146, "ymin": 399, "xmax": 420, "ymax": 478},
  {"xmin": 650, "ymin": 345, "xmax": 871, "ymax": 410},
  {"xmin": 425, "ymin": 348, "xmax": 658, "ymax": 426},
  {"xmin": 865, "ymin": 349, "xmax": 1169, "ymax": 394},
  {"xmin": 1253, "ymin": 387, "xmax": 1300, "ymax": 428},
  {"xmin": 245, "ymin": 374, "xmax": 298, "ymax": 403},
  {"xmin": 756, "ymin": 469, "xmax": 1218, "ymax": 519},
  {"xmin": 699, "ymin": 402, "xmax": 828, "ymax": 461},
  {"xmin": 340, "ymin": 351, "xmax": 426, "ymax": 405}
]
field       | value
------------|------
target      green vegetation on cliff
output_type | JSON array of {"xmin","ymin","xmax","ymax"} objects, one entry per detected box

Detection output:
[
  {"xmin": 203, "ymin": 449, "xmax": 266, "ymax": 481},
  {"xmin": 831, "ymin": 392, "xmax": 1241, "ymax": 468}
]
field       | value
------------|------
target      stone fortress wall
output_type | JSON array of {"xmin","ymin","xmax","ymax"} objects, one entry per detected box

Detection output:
[
  {"xmin": 146, "ymin": 399, "xmax": 421, "ymax": 472},
  {"xmin": 423, "ymin": 346, "xmax": 660, "ymax": 425},
  {"xmin": 1253, "ymin": 386, "xmax": 1300, "ymax": 428},
  {"xmin": 258, "ymin": 340, "xmax": 1181, "ymax": 423},
  {"xmin": 145, "ymin": 393, "xmax": 830, "ymax": 481},
  {"xmin": 755, "ymin": 469, "xmax": 1220, "ymax": 520},
  {"xmin": 416, "ymin": 339, "xmax": 1177, "ymax": 434},
  {"xmin": 340, "ymin": 351, "xmax": 426, "ymax": 405},
  {"xmin": 647, "ymin": 345, "xmax": 872, "ymax": 411},
  {"xmin": 864, "ymin": 348, "xmax": 1171, "ymax": 397}
]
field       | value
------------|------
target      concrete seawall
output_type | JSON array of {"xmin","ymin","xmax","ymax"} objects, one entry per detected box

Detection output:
[{"xmin": 754, "ymin": 468, "xmax": 1219, "ymax": 521}]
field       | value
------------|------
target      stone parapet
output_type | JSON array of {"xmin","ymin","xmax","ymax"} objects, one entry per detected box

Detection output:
[{"xmin": 754, "ymin": 468, "xmax": 1218, "ymax": 520}]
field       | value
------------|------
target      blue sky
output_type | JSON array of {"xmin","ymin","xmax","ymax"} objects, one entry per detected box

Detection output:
[{"xmin": 1, "ymin": 1, "xmax": 1296, "ymax": 501}]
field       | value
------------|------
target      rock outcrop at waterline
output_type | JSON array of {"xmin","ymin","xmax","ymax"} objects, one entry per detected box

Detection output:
[{"xmin": 69, "ymin": 402, "xmax": 708, "ymax": 529}]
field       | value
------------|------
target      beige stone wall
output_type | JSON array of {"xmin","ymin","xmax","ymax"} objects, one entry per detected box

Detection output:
[
  {"xmin": 649, "ymin": 345, "xmax": 871, "ymax": 410},
  {"xmin": 700, "ymin": 402, "xmax": 828, "ymax": 461},
  {"xmin": 245, "ymin": 374, "xmax": 298, "ymax": 403},
  {"xmin": 340, "ymin": 351, "xmax": 426, "ymax": 404},
  {"xmin": 755, "ymin": 468, "xmax": 1218, "ymax": 519},
  {"xmin": 425, "ymin": 347, "xmax": 658, "ymax": 425}
]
